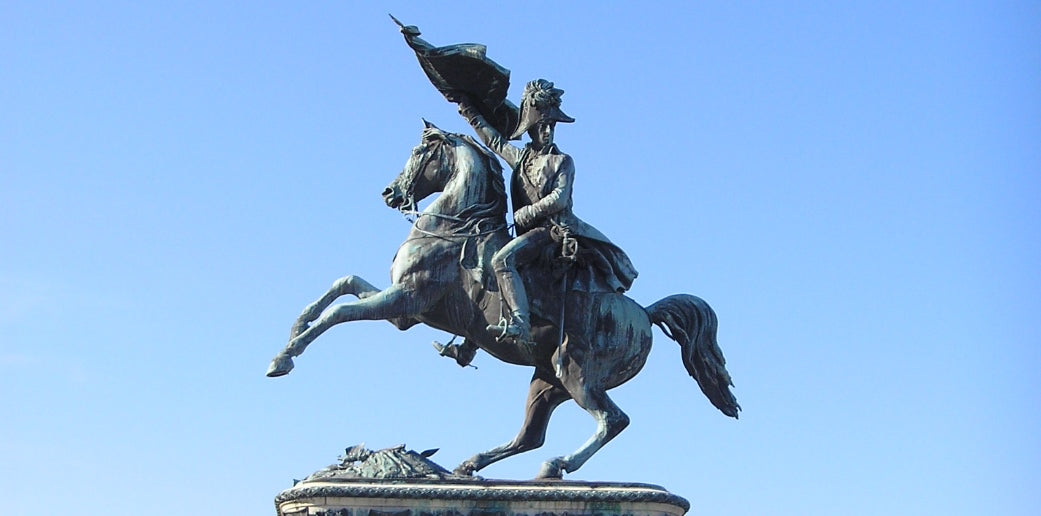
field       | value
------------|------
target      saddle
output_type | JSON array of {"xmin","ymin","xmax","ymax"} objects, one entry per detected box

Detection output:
[{"xmin": 458, "ymin": 227, "xmax": 615, "ymax": 330}]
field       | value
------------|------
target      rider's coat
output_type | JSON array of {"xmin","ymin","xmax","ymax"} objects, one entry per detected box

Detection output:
[{"xmin": 466, "ymin": 113, "xmax": 638, "ymax": 293}]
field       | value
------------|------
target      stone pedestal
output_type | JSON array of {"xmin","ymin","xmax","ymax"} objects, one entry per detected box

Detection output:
[{"xmin": 275, "ymin": 479, "xmax": 690, "ymax": 516}]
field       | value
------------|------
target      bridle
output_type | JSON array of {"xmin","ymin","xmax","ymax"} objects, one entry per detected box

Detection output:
[
  {"xmin": 397, "ymin": 134, "xmax": 448, "ymax": 217},
  {"xmin": 396, "ymin": 131, "xmax": 508, "ymax": 241}
]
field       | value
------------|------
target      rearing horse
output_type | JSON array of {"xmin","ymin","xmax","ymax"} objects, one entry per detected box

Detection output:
[{"xmin": 266, "ymin": 122, "xmax": 739, "ymax": 479}]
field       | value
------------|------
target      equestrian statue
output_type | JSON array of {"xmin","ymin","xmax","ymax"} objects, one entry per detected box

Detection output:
[{"xmin": 266, "ymin": 18, "xmax": 739, "ymax": 480}]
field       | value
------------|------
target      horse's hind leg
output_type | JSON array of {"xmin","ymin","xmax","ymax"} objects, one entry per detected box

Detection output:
[
  {"xmin": 455, "ymin": 371, "xmax": 570, "ymax": 476},
  {"xmin": 290, "ymin": 275, "xmax": 381, "ymax": 339},
  {"xmin": 537, "ymin": 387, "xmax": 630, "ymax": 479},
  {"xmin": 267, "ymin": 284, "xmax": 431, "ymax": 377}
]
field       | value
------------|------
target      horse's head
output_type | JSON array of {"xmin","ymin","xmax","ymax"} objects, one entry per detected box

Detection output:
[{"xmin": 383, "ymin": 120, "xmax": 455, "ymax": 212}]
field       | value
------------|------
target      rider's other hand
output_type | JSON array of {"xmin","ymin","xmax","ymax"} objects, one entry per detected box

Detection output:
[{"xmin": 514, "ymin": 206, "xmax": 536, "ymax": 229}]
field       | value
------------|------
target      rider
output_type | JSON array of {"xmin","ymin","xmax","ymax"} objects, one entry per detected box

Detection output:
[{"xmin": 455, "ymin": 79, "xmax": 638, "ymax": 348}]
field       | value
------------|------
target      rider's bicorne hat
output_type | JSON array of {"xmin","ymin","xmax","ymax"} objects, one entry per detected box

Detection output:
[{"xmin": 509, "ymin": 79, "xmax": 575, "ymax": 140}]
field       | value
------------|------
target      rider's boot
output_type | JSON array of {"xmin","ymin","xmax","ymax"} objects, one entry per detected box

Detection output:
[
  {"xmin": 433, "ymin": 338, "xmax": 478, "ymax": 367},
  {"xmin": 488, "ymin": 309, "xmax": 532, "ymax": 345},
  {"xmin": 487, "ymin": 271, "xmax": 534, "ymax": 349}
]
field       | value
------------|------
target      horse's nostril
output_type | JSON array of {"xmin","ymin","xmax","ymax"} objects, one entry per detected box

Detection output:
[{"xmin": 382, "ymin": 187, "xmax": 394, "ymax": 197}]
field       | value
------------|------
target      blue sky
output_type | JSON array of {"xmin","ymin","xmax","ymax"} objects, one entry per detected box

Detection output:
[{"xmin": 2, "ymin": 2, "xmax": 1038, "ymax": 515}]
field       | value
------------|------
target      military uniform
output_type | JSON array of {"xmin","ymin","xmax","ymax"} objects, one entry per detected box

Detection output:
[{"xmin": 459, "ymin": 80, "xmax": 637, "ymax": 344}]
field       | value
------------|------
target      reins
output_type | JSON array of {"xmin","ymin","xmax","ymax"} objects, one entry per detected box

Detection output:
[
  {"xmin": 401, "ymin": 211, "xmax": 510, "ymax": 241},
  {"xmin": 396, "ymin": 134, "xmax": 510, "ymax": 242}
]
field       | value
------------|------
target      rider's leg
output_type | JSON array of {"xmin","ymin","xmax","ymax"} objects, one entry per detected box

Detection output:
[
  {"xmin": 493, "ymin": 270, "xmax": 531, "ymax": 339},
  {"xmin": 488, "ymin": 228, "xmax": 551, "ymax": 345}
]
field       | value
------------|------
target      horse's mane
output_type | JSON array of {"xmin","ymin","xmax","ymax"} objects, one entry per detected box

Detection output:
[{"xmin": 450, "ymin": 133, "xmax": 508, "ymax": 225}]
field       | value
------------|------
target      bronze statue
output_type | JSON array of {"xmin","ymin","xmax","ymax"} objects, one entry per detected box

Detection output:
[
  {"xmin": 454, "ymin": 78, "xmax": 637, "ymax": 350},
  {"xmin": 265, "ymin": 20, "xmax": 739, "ymax": 480}
]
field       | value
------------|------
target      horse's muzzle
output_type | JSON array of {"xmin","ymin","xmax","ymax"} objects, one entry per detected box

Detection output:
[{"xmin": 383, "ymin": 185, "xmax": 404, "ymax": 209}]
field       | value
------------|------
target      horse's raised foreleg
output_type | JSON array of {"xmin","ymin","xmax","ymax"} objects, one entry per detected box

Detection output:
[
  {"xmin": 455, "ymin": 372, "xmax": 571, "ymax": 476},
  {"xmin": 536, "ymin": 387, "xmax": 630, "ymax": 479},
  {"xmin": 290, "ymin": 275, "xmax": 381, "ymax": 340},
  {"xmin": 267, "ymin": 284, "xmax": 433, "ymax": 377}
]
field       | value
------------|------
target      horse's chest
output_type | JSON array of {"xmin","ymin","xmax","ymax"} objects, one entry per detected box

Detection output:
[{"xmin": 391, "ymin": 239, "xmax": 456, "ymax": 283}]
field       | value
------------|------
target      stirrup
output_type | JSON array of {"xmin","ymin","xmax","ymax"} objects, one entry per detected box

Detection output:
[{"xmin": 487, "ymin": 316, "xmax": 532, "ymax": 347}]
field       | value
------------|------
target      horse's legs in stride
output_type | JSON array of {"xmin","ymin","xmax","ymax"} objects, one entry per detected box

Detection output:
[
  {"xmin": 290, "ymin": 275, "xmax": 381, "ymax": 339},
  {"xmin": 267, "ymin": 284, "xmax": 427, "ymax": 377},
  {"xmin": 537, "ymin": 387, "xmax": 630, "ymax": 479},
  {"xmin": 455, "ymin": 372, "xmax": 570, "ymax": 476}
]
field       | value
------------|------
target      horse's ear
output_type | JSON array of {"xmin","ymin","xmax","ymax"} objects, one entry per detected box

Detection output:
[{"xmin": 422, "ymin": 118, "xmax": 439, "ymax": 130}]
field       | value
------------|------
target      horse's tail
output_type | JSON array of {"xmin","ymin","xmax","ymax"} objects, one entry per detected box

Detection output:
[{"xmin": 647, "ymin": 294, "xmax": 740, "ymax": 418}]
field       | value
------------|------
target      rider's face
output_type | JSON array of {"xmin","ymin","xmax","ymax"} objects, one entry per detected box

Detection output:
[{"xmin": 532, "ymin": 121, "xmax": 555, "ymax": 148}]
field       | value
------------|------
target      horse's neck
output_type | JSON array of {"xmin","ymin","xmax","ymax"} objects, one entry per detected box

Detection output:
[{"xmin": 422, "ymin": 154, "xmax": 486, "ymax": 225}]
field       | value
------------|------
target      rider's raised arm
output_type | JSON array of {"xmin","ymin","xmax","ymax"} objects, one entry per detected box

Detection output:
[{"xmin": 457, "ymin": 100, "xmax": 523, "ymax": 168}]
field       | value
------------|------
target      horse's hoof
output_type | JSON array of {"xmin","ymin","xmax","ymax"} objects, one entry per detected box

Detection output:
[
  {"xmin": 536, "ymin": 458, "xmax": 565, "ymax": 479},
  {"xmin": 453, "ymin": 461, "xmax": 477, "ymax": 476},
  {"xmin": 266, "ymin": 354, "xmax": 295, "ymax": 377}
]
